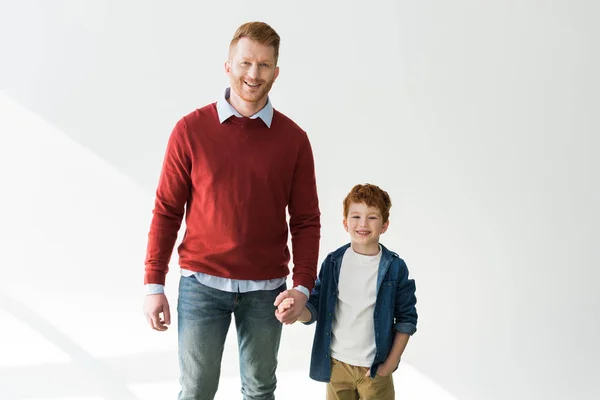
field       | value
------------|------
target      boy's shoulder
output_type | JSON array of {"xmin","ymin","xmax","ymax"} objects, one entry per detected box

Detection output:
[
  {"xmin": 379, "ymin": 243, "xmax": 406, "ymax": 263},
  {"xmin": 324, "ymin": 243, "xmax": 352, "ymax": 260}
]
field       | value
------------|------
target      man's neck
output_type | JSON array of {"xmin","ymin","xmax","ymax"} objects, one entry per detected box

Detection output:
[{"xmin": 228, "ymin": 92, "xmax": 267, "ymax": 117}]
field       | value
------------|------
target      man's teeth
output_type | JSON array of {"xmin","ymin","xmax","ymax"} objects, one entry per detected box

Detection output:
[{"xmin": 245, "ymin": 82, "xmax": 260, "ymax": 87}]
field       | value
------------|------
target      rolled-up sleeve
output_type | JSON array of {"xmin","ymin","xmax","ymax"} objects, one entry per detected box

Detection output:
[{"xmin": 394, "ymin": 259, "xmax": 418, "ymax": 335}]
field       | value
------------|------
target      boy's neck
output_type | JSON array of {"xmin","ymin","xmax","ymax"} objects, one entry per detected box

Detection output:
[{"xmin": 350, "ymin": 242, "xmax": 381, "ymax": 256}]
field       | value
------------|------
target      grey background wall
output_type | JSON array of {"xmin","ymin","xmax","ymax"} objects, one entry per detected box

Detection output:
[{"xmin": 1, "ymin": 1, "xmax": 598, "ymax": 399}]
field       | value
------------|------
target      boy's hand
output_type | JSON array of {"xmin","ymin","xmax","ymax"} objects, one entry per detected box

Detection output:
[
  {"xmin": 365, "ymin": 359, "xmax": 398, "ymax": 378},
  {"xmin": 276, "ymin": 297, "xmax": 294, "ymax": 314},
  {"xmin": 273, "ymin": 289, "xmax": 308, "ymax": 324}
]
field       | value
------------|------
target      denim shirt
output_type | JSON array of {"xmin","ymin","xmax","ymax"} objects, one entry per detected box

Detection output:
[{"xmin": 303, "ymin": 243, "xmax": 418, "ymax": 382}]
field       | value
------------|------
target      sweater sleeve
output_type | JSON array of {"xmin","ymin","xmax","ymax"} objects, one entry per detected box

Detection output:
[
  {"xmin": 144, "ymin": 118, "xmax": 192, "ymax": 285},
  {"xmin": 288, "ymin": 132, "xmax": 321, "ymax": 292}
]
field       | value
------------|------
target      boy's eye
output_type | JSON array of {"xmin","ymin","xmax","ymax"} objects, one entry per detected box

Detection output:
[{"xmin": 352, "ymin": 216, "xmax": 360, "ymax": 219}]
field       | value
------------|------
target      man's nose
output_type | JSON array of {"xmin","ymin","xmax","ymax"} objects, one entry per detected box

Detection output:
[{"xmin": 247, "ymin": 64, "xmax": 259, "ymax": 79}]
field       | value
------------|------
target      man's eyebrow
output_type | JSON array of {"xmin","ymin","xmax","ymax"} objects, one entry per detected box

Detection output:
[{"xmin": 239, "ymin": 58, "xmax": 274, "ymax": 64}]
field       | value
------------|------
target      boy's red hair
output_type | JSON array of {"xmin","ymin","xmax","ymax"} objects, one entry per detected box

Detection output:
[{"xmin": 343, "ymin": 184, "xmax": 392, "ymax": 223}]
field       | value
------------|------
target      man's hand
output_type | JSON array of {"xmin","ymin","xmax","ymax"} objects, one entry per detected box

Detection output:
[
  {"xmin": 273, "ymin": 289, "xmax": 308, "ymax": 324},
  {"xmin": 143, "ymin": 293, "xmax": 171, "ymax": 331}
]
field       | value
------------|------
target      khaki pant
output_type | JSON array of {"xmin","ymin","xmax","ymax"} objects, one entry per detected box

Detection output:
[{"xmin": 326, "ymin": 357, "xmax": 395, "ymax": 400}]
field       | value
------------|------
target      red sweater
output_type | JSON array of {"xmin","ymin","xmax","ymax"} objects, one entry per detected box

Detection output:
[{"xmin": 144, "ymin": 104, "xmax": 321, "ymax": 291}]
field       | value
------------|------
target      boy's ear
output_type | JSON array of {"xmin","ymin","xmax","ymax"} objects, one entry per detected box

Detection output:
[
  {"xmin": 381, "ymin": 220, "xmax": 390, "ymax": 234},
  {"xmin": 343, "ymin": 218, "xmax": 349, "ymax": 232}
]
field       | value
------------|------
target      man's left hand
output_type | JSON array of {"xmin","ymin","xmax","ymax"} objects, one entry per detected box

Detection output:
[{"xmin": 273, "ymin": 288, "xmax": 308, "ymax": 324}]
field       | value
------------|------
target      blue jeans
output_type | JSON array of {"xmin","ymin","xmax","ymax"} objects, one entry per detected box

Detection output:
[{"xmin": 177, "ymin": 276, "xmax": 285, "ymax": 400}]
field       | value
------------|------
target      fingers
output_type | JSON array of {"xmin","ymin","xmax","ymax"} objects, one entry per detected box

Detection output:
[
  {"xmin": 275, "ymin": 302, "xmax": 298, "ymax": 324},
  {"xmin": 277, "ymin": 298, "xmax": 294, "ymax": 313},
  {"xmin": 276, "ymin": 309, "xmax": 297, "ymax": 324},
  {"xmin": 163, "ymin": 304, "xmax": 171, "ymax": 326},
  {"xmin": 143, "ymin": 294, "xmax": 170, "ymax": 331},
  {"xmin": 279, "ymin": 303, "xmax": 301, "ymax": 324},
  {"xmin": 150, "ymin": 311, "xmax": 168, "ymax": 331},
  {"xmin": 275, "ymin": 312, "xmax": 284, "ymax": 323},
  {"xmin": 146, "ymin": 315, "xmax": 155, "ymax": 330},
  {"xmin": 365, "ymin": 369, "xmax": 370, "ymax": 377},
  {"xmin": 273, "ymin": 290, "xmax": 289, "ymax": 306},
  {"xmin": 274, "ymin": 291, "xmax": 307, "ymax": 325}
]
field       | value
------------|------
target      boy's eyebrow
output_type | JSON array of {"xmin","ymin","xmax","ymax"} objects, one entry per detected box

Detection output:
[{"xmin": 349, "ymin": 211, "xmax": 381, "ymax": 216}]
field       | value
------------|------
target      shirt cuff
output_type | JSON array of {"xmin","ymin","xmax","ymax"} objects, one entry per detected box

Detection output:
[
  {"xmin": 294, "ymin": 285, "xmax": 310, "ymax": 299},
  {"xmin": 145, "ymin": 284, "xmax": 165, "ymax": 295}
]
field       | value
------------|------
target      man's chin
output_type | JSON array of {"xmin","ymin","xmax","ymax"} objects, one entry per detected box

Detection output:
[{"xmin": 239, "ymin": 93, "xmax": 268, "ymax": 104}]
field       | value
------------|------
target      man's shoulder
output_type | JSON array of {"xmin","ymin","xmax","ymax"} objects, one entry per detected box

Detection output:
[
  {"xmin": 179, "ymin": 103, "xmax": 218, "ymax": 126},
  {"xmin": 272, "ymin": 109, "xmax": 306, "ymax": 135}
]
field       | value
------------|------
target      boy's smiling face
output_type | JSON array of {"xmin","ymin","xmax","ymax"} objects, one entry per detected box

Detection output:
[{"xmin": 343, "ymin": 202, "xmax": 389, "ymax": 255}]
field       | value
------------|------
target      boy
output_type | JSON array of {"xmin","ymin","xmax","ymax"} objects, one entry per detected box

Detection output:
[{"xmin": 275, "ymin": 183, "xmax": 418, "ymax": 400}]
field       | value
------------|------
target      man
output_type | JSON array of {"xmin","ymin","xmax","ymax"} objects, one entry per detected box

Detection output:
[{"xmin": 142, "ymin": 21, "xmax": 321, "ymax": 400}]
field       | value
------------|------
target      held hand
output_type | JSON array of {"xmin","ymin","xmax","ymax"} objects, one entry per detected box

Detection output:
[
  {"xmin": 276, "ymin": 297, "xmax": 294, "ymax": 314},
  {"xmin": 273, "ymin": 289, "xmax": 307, "ymax": 325},
  {"xmin": 143, "ymin": 293, "xmax": 171, "ymax": 331},
  {"xmin": 274, "ymin": 295, "xmax": 297, "ymax": 324}
]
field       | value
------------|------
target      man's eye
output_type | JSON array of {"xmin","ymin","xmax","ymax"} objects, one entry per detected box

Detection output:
[{"xmin": 260, "ymin": 63, "xmax": 270, "ymax": 68}]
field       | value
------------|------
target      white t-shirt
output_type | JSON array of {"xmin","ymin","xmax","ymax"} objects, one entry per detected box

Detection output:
[{"xmin": 330, "ymin": 246, "xmax": 382, "ymax": 367}]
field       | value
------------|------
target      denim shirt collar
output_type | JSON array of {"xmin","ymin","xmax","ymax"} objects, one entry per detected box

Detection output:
[
  {"xmin": 330, "ymin": 243, "xmax": 397, "ymax": 294},
  {"xmin": 216, "ymin": 87, "xmax": 273, "ymax": 127}
]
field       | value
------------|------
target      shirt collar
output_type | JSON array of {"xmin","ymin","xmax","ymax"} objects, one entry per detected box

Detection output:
[{"xmin": 216, "ymin": 87, "xmax": 273, "ymax": 128}]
